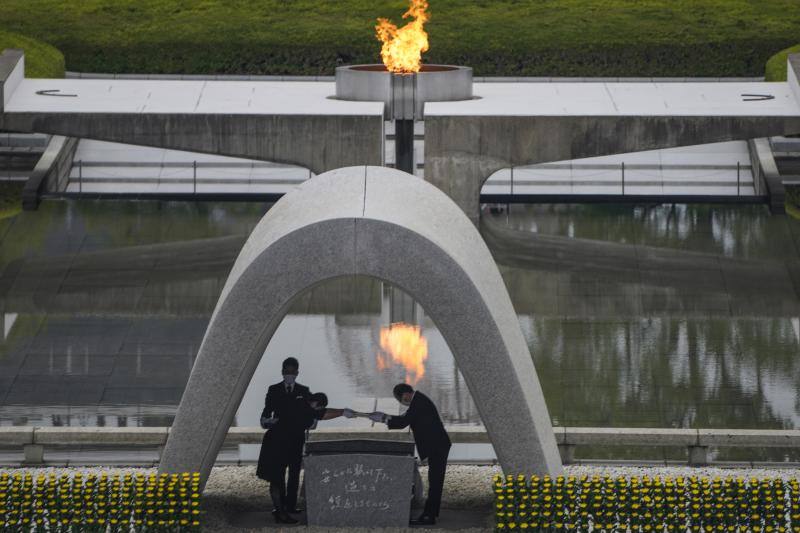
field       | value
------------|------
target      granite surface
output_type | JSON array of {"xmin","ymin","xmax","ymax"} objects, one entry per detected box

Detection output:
[{"xmin": 304, "ymin": 453, "xmax": 415, "ymax": 527}]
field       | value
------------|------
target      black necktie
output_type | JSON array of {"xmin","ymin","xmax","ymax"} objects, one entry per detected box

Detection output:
[{"xmin": 287, "ymin": 385, "xmax": 292, "ymax": 395}]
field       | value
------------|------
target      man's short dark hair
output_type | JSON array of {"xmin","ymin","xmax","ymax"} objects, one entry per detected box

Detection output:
[
  {"xmin": 282, "ymin": 357, "xmax": 299, "ymax": 372},
  {"xmin": 393, "ymin": 383, "xmax": 414, "ymax": 399},
  {"xmin": 310, "ymin": 392, "xmax": 328, "ymax": 407}
]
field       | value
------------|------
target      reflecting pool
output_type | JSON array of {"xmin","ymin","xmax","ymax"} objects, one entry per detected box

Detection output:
[{"xmin": 0, "ymin": 200, "xmax": 798, "ymax": 460}]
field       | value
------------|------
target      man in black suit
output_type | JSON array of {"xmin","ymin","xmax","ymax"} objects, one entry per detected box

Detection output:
[
  {"xmin": 370, "ymin": 383, "xmax": 452, "ymax": 526},
  {"xmin": 256, "ymin": 357, "xmax": 310, "ymax": 522}
]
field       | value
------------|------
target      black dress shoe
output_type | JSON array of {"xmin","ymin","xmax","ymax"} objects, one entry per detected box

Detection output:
[
  {"xmin": 285, "ymin": 506, "xmax": 304, "ymax": 514},
  {"xmin": 272, "ymin": 509, "xmax": 298, "ymax": 524},
  {"xmin": 410, "ymin": 514, "xmax": 436, "ymax": 526}
]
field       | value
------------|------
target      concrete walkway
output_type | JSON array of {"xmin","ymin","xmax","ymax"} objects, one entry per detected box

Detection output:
[
  {"xmin": 5, "ymin": 79, "xmax": 371, "ymax": 116},
  {"xmin": 8, "ymin": 78, "xmax": 796, "ymax": 118},
  {"xmin": 226, "ymin": 509, "xmax": 492, "ymax": 531},
  {"xmin": 428, "ymin": 82, "xmax": 800, "ymax": 117}
]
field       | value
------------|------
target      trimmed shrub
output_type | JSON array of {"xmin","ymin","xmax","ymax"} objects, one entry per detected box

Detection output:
[
  {"xmin": 494, "ymin": 473, "xmax": 800, "ymax": 531},
  {"xmin": 0, "ymin": 471, "xmax": 201, "ymax": 531},
  {"xmin": 0, "ymin": 31, "xmax": 64, "ymax": 78},
  {"xmin": 765, "ymin": 44, "xmax": 800, "ymax": 82},
  {"xmin": 0, "ymin": 1, "xmax": 799, "ymax": 77}
]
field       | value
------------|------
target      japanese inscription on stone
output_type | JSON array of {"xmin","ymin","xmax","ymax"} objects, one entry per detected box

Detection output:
[{"xmin": 305, "ymin": 454, "xmax": 415, "ymax": 527}]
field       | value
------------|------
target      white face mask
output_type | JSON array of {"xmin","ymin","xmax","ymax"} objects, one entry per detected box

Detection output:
[{"xmin": 283, "ymin": 374, "xmax": 296, "ymax": 386}]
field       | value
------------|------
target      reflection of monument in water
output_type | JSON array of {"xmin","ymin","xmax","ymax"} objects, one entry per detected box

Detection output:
[
  {"xmin": 3, "ymin": 203, "xmax": 800, "ymax": 432},
  {"xmin": 327, "ymin": 280, "xmax": 481, "ymax": 426}
]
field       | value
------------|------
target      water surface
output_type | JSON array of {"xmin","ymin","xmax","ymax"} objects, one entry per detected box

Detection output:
[{"xmin": 1, "ymin": 200, "xmax": 799, "ymax": 459}]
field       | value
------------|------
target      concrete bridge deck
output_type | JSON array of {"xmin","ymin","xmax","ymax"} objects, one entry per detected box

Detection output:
[
  {"xmin": 4, "ymin": 48, "xmax": 800, "ymax": 218},
  {"xmin": 427, "ymin": 81, "xmax": 800, "ymax": 117},
  {"xmin": 9, "ymin": 77, "xmax": 796, "ymax": 117},
  {"xmin": 0, "ymin": 50, "xmax": 385, "ymax": 175},
  {"xmin": 4, "ymin": 78, "xmax": 372, "ymax": 116},
  {"xmin": 424, "ymin": 56, "xmax": 800, "ymax": 219}
]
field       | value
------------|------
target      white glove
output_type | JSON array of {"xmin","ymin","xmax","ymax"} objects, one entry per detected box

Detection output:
[
  {"xmin": 368, "ymin": 412, "xmax": 386, "ymax": 423},
  {"xmin": 260, "ymin": 416, "xmax": 278, "ymax": 429},
  {"xmin": 342, "ymin": 408, "xmax": 355, "ymax": 419}
]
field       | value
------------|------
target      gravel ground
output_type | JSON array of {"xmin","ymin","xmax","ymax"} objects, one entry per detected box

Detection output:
[{"xmin": 3, "ymin": 464, "xmax": 800, "ymax": 532}]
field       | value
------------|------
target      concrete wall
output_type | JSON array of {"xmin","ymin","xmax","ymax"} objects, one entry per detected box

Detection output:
[
  {"xmin": 788, "ymin": 54, "xmax": 800, "ymax": 105},
  {"xmin": 1, "ymin": 112, "xmax": 383, "ymax": 175},
  {"xmin": 746, "ymin": 139, "xmax": 769, "ymax": 197},
  {"xmin": 0, "ymin": 50, "xmax": 383, "ymax": 174},
  {"xmin": 22, "ymin": 135, "xmax": 78, "ymax": 209},
  {"xmin": 425, "ymin": 114, "xmax": 800, "ymax": 221},
  {"xmin": 0, "ymin": 49, "xmax": 23, "ymax": 113},
  {"xmin": 747, "ymin": 138, "xmax": 785, "ymax": 212},
  {"xmin": 5, "ymin": 426, "xmax": 800, "ymax": 467}
]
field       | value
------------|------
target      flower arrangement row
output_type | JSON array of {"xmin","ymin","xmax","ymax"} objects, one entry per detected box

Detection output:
[
  {"xmin": 495, "ymin": 473, "xmax": 800, "ymax": 532},
  {"xmin": 0, "ymin": 470, "xmax": 201, "ymax": 532}
]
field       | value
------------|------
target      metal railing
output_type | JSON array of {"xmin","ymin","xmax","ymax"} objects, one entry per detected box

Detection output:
[
  {"xmin": 71, "ymin": 160, "xmax": 312, "ymax": 195},
  {"xmin": 3, "ymin": 426, "xmax": 799, "ymax": 467},
  {"xmin": 487, "ymin": 162, "xmax": 754, "ymax": 198}
]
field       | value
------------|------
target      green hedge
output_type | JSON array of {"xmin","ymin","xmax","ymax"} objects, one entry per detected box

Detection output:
[
  {"xmin": 0, "ymin": 1, "xmax": 799, "ymax": 76},
  {"xmin": 765, "ymin": 44, "xmax": 800, "ymax": 81},
  {"xmin": 0, "ymin": 30, "xmax": 64, "ymax": 78},
  {"xmin": 494, "ymin": 474, "xmax": 800, "ymax": 532},
  {"xmin": 0, "ymin": 471, "xmax": 201, "ymax": 531}
]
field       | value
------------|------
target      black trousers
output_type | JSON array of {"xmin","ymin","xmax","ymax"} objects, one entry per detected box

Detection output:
[
  {"xmin": 268, "ymin": 444, "xmax": 303, "ymax": 511},
  {"xmin": 423, "ymin": 448, "xmax": 449, "ymax": 517}
]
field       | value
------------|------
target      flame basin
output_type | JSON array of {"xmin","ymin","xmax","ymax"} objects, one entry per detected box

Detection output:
[{"xmin": 335, "ymin": 64, "xmax": 472, "ymax": 120}]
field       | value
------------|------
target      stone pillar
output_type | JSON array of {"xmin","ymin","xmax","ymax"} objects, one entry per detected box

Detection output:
[
  {"xmin": 0, "ymin": 49, "xmax": 24, "ymax": 114},
  {"xmin": 395, "ymin": 119, "xmax": 415, "ymax": 174},
  {"xmin": 787, "ymin": 53, "xmax": 800, "ymax": 105},
  {"xmin": 424, "ymin": 116, "xmax": 506, "ymax": 224}
]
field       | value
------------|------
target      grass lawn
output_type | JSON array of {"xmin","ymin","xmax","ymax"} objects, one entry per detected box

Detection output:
[
  {"xmin": 0, "ymin": 1, "xmax": 799, "ymax": 77},
  {"xmin": 0, "ymin": 30, "xmax": 64, "ymax": 78}
]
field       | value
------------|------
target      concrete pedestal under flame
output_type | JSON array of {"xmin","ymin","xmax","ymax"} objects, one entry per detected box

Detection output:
[{"xmin": 335, "ymin": 64, "xmax": 472, "ymax": 120}]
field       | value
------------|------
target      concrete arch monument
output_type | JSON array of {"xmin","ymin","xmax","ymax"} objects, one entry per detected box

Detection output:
[{"xmin": 159, "ymin": 166, "xmax": 562, "ymax": 486}]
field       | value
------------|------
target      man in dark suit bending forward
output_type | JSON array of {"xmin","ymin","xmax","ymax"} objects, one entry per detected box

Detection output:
[{"xmin": 370, "ymin": 383, "xmax": 452, "ymax": 526}]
